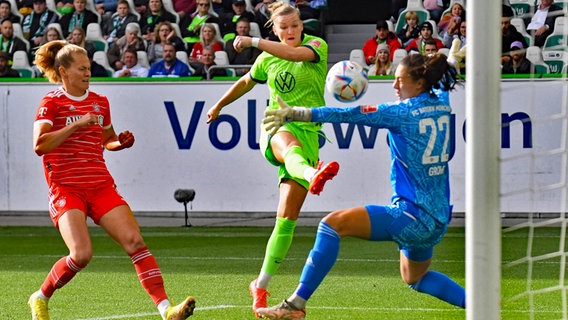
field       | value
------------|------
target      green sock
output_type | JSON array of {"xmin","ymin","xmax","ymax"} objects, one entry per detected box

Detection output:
[
  {"xmin": 261, "ymin": 217, "xmax": 297, "ymax": 275},
  {"xmin": 283, "ymin": 146, "xmax": 311, "ymax": 181}
]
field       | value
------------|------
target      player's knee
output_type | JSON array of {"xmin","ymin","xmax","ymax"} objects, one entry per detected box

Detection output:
[
  {"xmin": 70, "ymin": 249, "xmax": 93, "ymax": 266},
  {"xmin": 122, "ymin": 234, "xmax": 146, "ymax": 254},
  {"xmin": 322, "ymin": 210, "xmax": 348, "ymax": 236}
]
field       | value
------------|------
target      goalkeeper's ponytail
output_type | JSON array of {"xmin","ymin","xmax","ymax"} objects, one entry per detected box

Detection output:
[{"xmin": 400, "ymin": 53, "xmax": 462, "ymax": 93}]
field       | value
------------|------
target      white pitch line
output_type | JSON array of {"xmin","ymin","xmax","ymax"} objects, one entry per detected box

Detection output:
[{"xmin": 74, "ymin": 304, "xmax": 557, "ymax": 320}]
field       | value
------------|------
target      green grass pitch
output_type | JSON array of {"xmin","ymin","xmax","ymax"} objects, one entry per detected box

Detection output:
[{"xmin": 0, "ymin": 225, "xmax": 564, "ymax": 319}]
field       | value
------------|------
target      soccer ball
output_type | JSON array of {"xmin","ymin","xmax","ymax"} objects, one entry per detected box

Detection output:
[{"xmin": 326, "ymin": 60, "xmax": 368, "ymax": 103}]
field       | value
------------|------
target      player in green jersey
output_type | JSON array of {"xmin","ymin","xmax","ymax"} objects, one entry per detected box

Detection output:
[{"xmin": 206, "ymin": 2, "xmax": 338, "ymax": 318}]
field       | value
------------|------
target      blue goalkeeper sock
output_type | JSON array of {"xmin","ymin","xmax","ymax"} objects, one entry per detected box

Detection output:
[
  {"xmin": 409, "ymin": 270, "xmax": 466, "ymax": 308},
  {"xmin": 294, "ymin": 221, "xmax": 340, "ymax": 301}
]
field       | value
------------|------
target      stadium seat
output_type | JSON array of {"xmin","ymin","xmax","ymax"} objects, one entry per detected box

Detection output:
[
  {"xmin": 92, "ymin": 51, "xmax": 114, "ymax": 76},
  {"xmin": 12, "ymin": 50, "xmax": 34, "ymax": 78},
  {"xmin": 213, "ymin": 50, "xmax": 235, "ymax": 77},
  {"xmin": 543, "ymin": 16, "xmax": 568, "ymax": 51},
  {"xmin": 176, "ymin": 50, "xmax": 189, "ymax": 65},
  {"xmin": 85, "ymin": 23, "xmax": 108, "ymax": 52},
  {"xmin": 161, "ymin": 0, "xmax": 180, "ymax": 24},
  {"xmin": 249, "ymin": 21, "xmax": 262, "ymax": 38},
  {"xmin": 510, "ymin": 18, "xmax": 534, "ymax": 47},
  {"xmin": 438, "ymin": 47, "xmax": 450, "ymax": 57},
  {"xmin": 526, "ymin": 46, "xmax": 550, "ymax": 74},
  {"xmin": 11, "ymin": 23, "xmax": 30, "ymax": 51},
  {"xmin": 542, "ymin": 50, "xmax": 567, "ymax": 74},
  {"xmin": 210, "ymin": 23, "xmax": 226, "ymax": 47},
  {"xmin": 509, "ymin": 0, "xmax": 534, "ymax": 18},
  {"xmin": 391, "ymin": 48, "xmax": 407, "ymax": 69},
  {"xmin": 137, "ymin": 51, "xmax": 150, "ymax": 68},
  {"xmin": 349, "ymin": 49, "xmax": 367, "ymax": 69},
  {"xmin": 171, "ymin": 23, "xmax": 187, "ymax": 49},
  {"xmin": 395, "ymin": 0, "xmax": 430, "ymax": 34},
  {"xmin": 84, "ymin": 0, "xmax": 102, "ymax": 23},
  {"xmin": 427, "ymin": 19, "xmax": 443, "ymax": 41},
  {"xmin": 244, "ymin": 0, "xmax": 254, "ymax": 13},
  {"xmin": 124, "ymin": 0, "xmax": 141, "ymax": 20}
]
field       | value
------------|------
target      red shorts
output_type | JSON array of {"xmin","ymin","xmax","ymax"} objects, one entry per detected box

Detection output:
[{"xmin": 48, "ymin": 183, "xmax": 128, "ymax": 228}]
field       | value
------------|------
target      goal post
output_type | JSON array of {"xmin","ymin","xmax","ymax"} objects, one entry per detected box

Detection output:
[{"xmin": 465, "ymin": 1, "xmax": 502, "ymax": 319}]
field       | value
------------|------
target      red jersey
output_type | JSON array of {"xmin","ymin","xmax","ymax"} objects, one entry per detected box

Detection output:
[{"xmin": 34, "ymin": 87, "xmax": 115, "ymax": 188}]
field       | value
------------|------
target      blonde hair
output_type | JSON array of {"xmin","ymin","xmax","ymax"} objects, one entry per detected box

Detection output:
[
  {"xmin": 405, "ymin": 11, "xmax": 419, "ymax": 22},
  {"xmin": 154, "ymin": 21, "xmax": 175, "ymax": 43},
  {"xmin": 199, "ymin": 23, "xmax": 218, "ymax": 46},
  {"xmin": 266, "ymin": 2, "xmax": 300, "ymax": 27},
  {"xmin": 35, "ymin": 40, "xmax": 86, "ymax": 83},
  {"xmin": 67, "ymin": 26, "xmax": 86, "ymax": 47}
]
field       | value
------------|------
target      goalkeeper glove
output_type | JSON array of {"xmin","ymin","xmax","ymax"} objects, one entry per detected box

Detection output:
[{"xmin": 263, "ymin": 95, "xmax": 312, "ymax": 136}]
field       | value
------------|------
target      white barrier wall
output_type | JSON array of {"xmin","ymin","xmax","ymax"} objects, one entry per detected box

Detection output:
[{"xmin": 0, "ymin": 80, "xmax": 564, "ymax": 213}]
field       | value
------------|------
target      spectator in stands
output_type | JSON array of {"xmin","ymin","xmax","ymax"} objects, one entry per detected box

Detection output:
[
  {"xmin": 134, "ymin": 0, "xmax": 146, "ymax": 15},
  {"xmin": 502, "ymin": 5, "xmax": 528, "ymax": 65},
  {"xmin": 188, "ymin": 21, "xmax": 222, "ymax": 61},
  {"xmin": 114, "ymin": 47, "xmax": 149, "ymax": 76},
  {"xmin": 437, "ymin": 1, "xmax": 464, "ymax": 41},
  {"xmin": 148, "ymin": 42, "xmax": 191, "ymax": 76},
  {"xmin": 219, "ymin": 0, "xmax": 254, "ymax": 42},
  {"xmin": 40, "ymin": 25, "xmax": 64, "ymax": 45},
  {"xmin": 103, "ymin": 0, "xmax": 138, "ymax": 46},
  {"xmin": 190, "ymin": 45, "xmax": 226, "ymax": 78},
  {"xmin": 253, "ymin": 0, "xmax": 275, "ymax": 40},
  {"xmin": 362, "ymin": 19, "xmax": 401, "ymax": 65},
  {"xmin": 139, "ymin": 0, "xmax": 177, "ymax": 41},
  {"xmin": 67, "ymin": 26, "xmax": 96, "ymax": 54},
  {"xmin": 59, "ymin": 0, "xmax": 99, "ymax": 38},
  {"xmin": 22, "ymin": 0, "xmax": 59, "ymax": 48},
  {"xmin": 55, "ymin": 0, "xmax": 74, "ymax": 15},
  {"xmin": 290, "ymin": 0, "xmax": 325, "ymax": 20},
  {"xmin": 524, "ymin": 0, "xmax": 562, "ymax": 47},
  {"xmin": 172, "ymin": 0, "xmax": 196, "ymax": 19},
  {"xmin": 0, "ymin": 19, "xmax": 28, "ymax": 62},
  {"xmin": 367, "ymin": 43, "xmax": 393, "ymax": 76},
  {"xmin": 423, "ymin": 38, "xmax": 438, "ymax": 55},
  {"xmin": 502, "ymin": 41, "xmax": 532, "ymax": 75},
  {"xmin": 0, "ymin": 51, "xmax": 20, "ymax": 77},
  {"xmin": 0, "ymin": 0, "xmax": 21, "ymax": 23},
  {"xmin": 442, "ymin": 19, "xmax": 465, "ymax": 49},
  {"xmin": 179, "ymin": 0, "xmax": 219, "ymax": 53},
  {"xmin": 95, "ymin": 0, "xmax": 118, "ymax": 21},
  {"xmin": 225, "ymin": 16, "xmax": 260, "ymax": 75},
  {"xmin": 147, "ymin": 20, "xmax": 185, "ymax": 63},
  {"xmin": 107, "ymin": 22, "xmax": 146, "ymax": 70},
  {"xmin": 32, "ymin": 25, "xmax": 64, "ymax": 76},
  {"xmin": 405, "ymin": 21, "xmax": 444, "ymax": 55},
  {"xmin": 397, "ymin": 10, "xmax": 420, "ymax": 47},
  {"xmin": 423, "ymin": 0, "xmax": 450, "ymax": 23}
]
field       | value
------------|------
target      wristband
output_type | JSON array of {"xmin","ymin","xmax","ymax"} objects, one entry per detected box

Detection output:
[{"xmin": 251, "ymin": 37, "xmax": 260, "ymax": 48}]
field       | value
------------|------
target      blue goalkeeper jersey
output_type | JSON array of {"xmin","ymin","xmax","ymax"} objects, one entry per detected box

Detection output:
[{"xmin": 311, "ymin": 89, "xmax": 452, "ymax": 225}]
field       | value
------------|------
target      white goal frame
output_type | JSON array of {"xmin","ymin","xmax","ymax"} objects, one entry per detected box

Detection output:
[{"xmin": 465, "ymin": 1, "xmax": 502, "ymax": 319}]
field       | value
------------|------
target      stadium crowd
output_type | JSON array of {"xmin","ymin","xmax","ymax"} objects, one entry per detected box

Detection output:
[{"xmin": 0, "ymin": 0, "xmax": 565, "ymax": 78}]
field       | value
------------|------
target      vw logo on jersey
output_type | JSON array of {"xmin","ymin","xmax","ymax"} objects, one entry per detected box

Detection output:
[{"xmin": 275, "ymin": 71, "xmax": 296, "ymax": 93}]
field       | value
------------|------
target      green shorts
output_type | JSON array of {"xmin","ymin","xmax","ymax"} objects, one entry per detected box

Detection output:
[{"xmin": 259, "ymin": 121, "xmax": 321, "ymax": 190}]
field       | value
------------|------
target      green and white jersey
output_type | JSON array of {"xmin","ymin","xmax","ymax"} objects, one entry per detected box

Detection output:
[{"xmin": 250, "ymin": 34, "xmax": 328, "ymax": 131}]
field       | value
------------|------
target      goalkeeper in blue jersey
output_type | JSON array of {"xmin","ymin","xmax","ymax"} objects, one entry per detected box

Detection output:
[{"xmin": 258, "ymin": 53, "xmax": 466, "ymax": 319}]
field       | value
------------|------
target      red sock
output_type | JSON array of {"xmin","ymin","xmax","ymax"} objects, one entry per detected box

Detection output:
[
  {"xmin": 41, "ymin": 256, "xmax": 84, "ymax": 298},
  {"xmin": 130, "ymin": 247, "xmax": 168, "ymax": 306}
]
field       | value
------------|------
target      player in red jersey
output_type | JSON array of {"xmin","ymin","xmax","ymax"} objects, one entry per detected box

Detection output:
[{"xmin": 28, "ymin": 40, "xmax": 195, "ymax": 320}]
